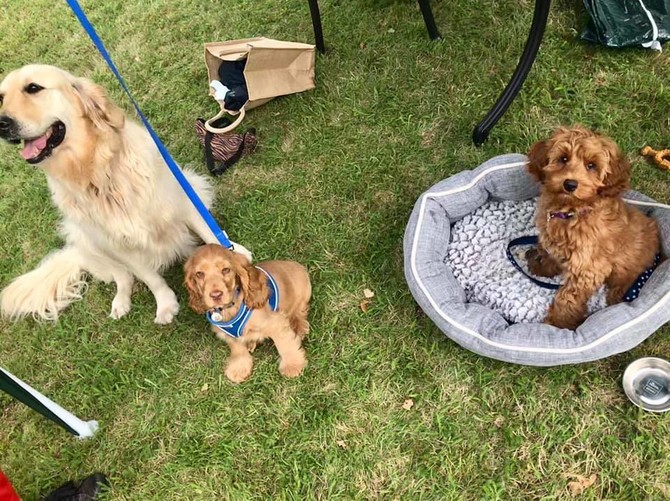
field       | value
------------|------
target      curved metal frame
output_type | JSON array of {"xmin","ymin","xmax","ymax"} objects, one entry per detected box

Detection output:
[
  {"xmin": 307, "ymin": 0, "xmax": 441, "ymax": 54},
  {"xmin": 306, "ymin": 0, "xmax": 551, "ymax": 145},
  {"xmin": 472, "ymin": 0, "xmax": 551, "ymax": 146}
]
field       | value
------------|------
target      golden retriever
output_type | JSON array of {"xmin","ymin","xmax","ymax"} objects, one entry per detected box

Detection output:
[
  {"xmin": 526, "ymin": 125, "xmax": 661, "ymax": 329},
  {"xmin": 0, "ymin": 64, "xmax": 251, "ymax": 323},
  {"xmin": 184, "ymin": 244, "xmax": 310, "ymax": 383}
]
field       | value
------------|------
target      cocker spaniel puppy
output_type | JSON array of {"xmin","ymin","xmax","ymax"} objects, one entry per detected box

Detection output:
[
  {"xmin": 184, "ymin": 244, "xmax": 311, "ymax": 383},
  {"xmin": 526, "ymin": 126, "xmax": 661, "ymax": 330}
]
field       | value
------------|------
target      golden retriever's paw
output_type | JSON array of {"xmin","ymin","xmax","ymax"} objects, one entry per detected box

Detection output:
[
  {"xmin": 154, "ymin": 301, "xmax": 179, "ymax": 324},
  {"xmin": 110, "ymin": 295, "xmax": 131, "ymax": 319},
  {"xmin": 225, "ymin": 358, "xmax": 253, "ymax": 383},
  {"xmin": 279, "ymin": 356, "xmax": 307, "ymax": 378},
  {"xmin": 231, "ymin": 241, "xmax": 253, "ymax": 263}
]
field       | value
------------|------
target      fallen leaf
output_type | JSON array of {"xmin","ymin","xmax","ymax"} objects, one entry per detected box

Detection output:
[
  {"xmin": 200, "ymin": 383, "xmax": 209, "ymax": 393},
  {"xmin": 363, "ymin": 288, "xmax": 375, "ymax": 298},
  {"xmin": 359, "ymin": 42, "xmax": 367, "ymax": 49},
  {"xmin": 563, "ymin": 473, "xmax": 597, "ymax": 496},
  {"xmin": 360, "ymin": 300, "xmax": 371, "ymax": 312},
  {"xmin": 336, "ymin": 439, "xmax": 347, "ymax": 449},
  {"xmin": 402, "ymin": 398, "xmax": 414, "ymax": 410}
]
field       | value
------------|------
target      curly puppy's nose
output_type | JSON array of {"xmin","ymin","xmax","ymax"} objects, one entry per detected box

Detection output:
[
  {"xmin": 209, "ymin": 289, "xmax": 223, "ymax": 301},
  {"xmin": 563, "ymin": 179, "xmax": 578, "ymax": 192}
]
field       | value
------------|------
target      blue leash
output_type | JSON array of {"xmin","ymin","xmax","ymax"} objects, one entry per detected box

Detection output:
[
  {"xmin": 506, "ymin": 235, "xmax": 560, "ymax": 290},
  {"xmin": 507, "ymin": 235, "xmax": 661, "ymax": 302},
  {"xmin": 65, "ymin": 0, "xmax": 234, "ymax": 250}
]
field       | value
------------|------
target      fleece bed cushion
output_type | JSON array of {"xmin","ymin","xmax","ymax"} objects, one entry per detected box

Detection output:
[{"xmin": 403, "ymin": 154, "xmax": 670, "ymax": 366}]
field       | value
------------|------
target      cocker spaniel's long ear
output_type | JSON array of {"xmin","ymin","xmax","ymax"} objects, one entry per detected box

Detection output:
[
  {"xmin": 527, "ymin": 138, "xmax": 549, "ymax": 183},
  {"xmin": 599, "ymin": 138, "xmax": 630, "ymax": 197},
  {"xmin": 232, "ymin": 253, "xmax": 269, "ymax": 310},
  {"xmin": 183, "ymin": 255, "xmax": 207, "ymax": 314},
  {"xmin": 72, "ymin": 77, "xmax": 125, "ymax": 130}
]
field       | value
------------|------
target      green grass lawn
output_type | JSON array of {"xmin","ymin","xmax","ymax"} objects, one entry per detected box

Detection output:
[{"xmin": 2, "ymin": 0, "xmax": 670, "ymax": 499}]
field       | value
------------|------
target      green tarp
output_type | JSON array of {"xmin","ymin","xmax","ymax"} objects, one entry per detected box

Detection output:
[{"xmin": 582, "ymin": 0, "xmax": 670, "ymax": 49}]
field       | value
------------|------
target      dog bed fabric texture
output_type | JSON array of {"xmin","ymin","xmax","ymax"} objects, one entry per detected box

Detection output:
[
  {"xmin": 404, "ymin": 154, "xmax": 670, "ymax": 366},
  {"xmin": 446, "ymin": 198, "xmax": 607, "ymax": 324}
]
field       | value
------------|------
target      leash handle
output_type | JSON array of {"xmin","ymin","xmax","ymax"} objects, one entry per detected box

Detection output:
[
  {"xmin": 506, "ymin": 235, "xmax": 561, "ymax": 290},
  {"xmin": 65, "ymin": 0, "xmax": 234, "ymax": 250}
]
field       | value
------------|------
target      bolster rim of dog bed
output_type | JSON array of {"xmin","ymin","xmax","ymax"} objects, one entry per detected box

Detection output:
[{"xmin": 403, "ymin": 154, "xmax": 670, "ymax": 366}]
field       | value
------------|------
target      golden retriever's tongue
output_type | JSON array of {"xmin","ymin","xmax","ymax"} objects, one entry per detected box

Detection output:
[{"xmin": 21, "ymin": 134, "xmax": 48, "ymax": 160}]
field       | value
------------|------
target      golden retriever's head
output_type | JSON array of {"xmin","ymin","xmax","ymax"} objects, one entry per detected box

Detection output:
[
  {"xmin": 184, "ymin": 244, "xmax": 268, "ymax": 315},
  {"xmin": 527, "ymin": 125, "xmax": 630, "ymax": 201},
  {"xmin": 0, "ymin": 64, "xmax": 124, "ymax": 165}
]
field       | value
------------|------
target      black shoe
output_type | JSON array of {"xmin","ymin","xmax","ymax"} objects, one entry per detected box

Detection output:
[{"xmin": 41, "ymin": 472, "xmax": 109, "ymax": 501}]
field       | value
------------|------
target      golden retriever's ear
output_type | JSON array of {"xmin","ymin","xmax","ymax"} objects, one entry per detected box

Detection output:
[
  {"xmin": 232, "ymin": 253, "xmax": 269, "ymax": 310},
  {"xmin": 527, "ymin": 138, "xmax": 548, "ymax": 182},
  {"xmin": 599, "ymin": 139, "xmax": 630, "ymax": 197},
  {"xmin": 72, "ymin": 78, "xmax": 125, "ymax": 130},
  {"xmin": 183, "ymin": 256, "xmax": 207, "ymax": 314}
]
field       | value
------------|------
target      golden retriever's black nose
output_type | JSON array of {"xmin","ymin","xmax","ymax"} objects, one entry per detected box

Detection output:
[
  {"xmin": 563, "ymin": 179, "xmax": 578, "ymax": 192},
  {"xmin": 0, "ymin": 115, "xmax": 14, "ymax": 135},
  {"xmin": 209, "ymin": 290, "xmax": 223, "ymax": 300}
]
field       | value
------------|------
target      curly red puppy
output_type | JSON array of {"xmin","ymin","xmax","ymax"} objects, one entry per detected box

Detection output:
[
  {"xmin": 526, "ymin": 126, "xmax": 661, "ymax": 329},
  {"xmin": 184, "ymin": 244, "xmax": 310, "ymax": 383}
]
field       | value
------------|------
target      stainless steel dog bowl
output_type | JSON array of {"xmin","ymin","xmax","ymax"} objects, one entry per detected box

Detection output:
[{"xmin": 622, "ymin": 357, "xmax": 670, "ymax": 412}]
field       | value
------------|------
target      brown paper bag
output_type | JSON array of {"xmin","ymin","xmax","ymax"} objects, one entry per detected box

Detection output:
[{"xmin": 204, "ymin": 37, "xmax": 316, "ymax": 133}]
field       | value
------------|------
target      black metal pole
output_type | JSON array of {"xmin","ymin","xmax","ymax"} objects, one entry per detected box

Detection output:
[
  {"xmin": 308, "ymin": 0, "xmax": 326, "ymax": 54},
  {"xmin": 472, "ymin": 0, "xmax": 551, "ymax": 146},
  {"xmin": 418, "ymin": 0, "xmax": 441, "ymax": 40}
]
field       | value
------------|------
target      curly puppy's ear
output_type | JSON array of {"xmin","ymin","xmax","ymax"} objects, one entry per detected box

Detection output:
[
  {"xmin": 232, "ymin": 253, "xmax": 269, "ymax": 310},
  {"xmin": 527, "ymin": 139, "xmax": 549, "ymax": 182},
  {"xmin": 599, "ymin": 138, "xmax": 630, "ymax": 197},
  {"xmin": 72, "ymin": 77, "xmax": 125, "ymax": 130},
  {"xmin": 184, "ymin": 255, "xmax": 207, "ymax": 314}
]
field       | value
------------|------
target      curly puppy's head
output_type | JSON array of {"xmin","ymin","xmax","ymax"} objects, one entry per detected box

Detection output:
[
  {"xmin": 527, "ymin": 125, "xmax": 630, "ymax": 201},
  {"xmin": 184, "ymin": 244, "xmax": 268, "ymax": 314}
]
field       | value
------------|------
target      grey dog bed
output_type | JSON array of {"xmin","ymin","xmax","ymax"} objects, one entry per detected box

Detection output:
[{"xmin": 404, "ymin": 154, "xmax": 670, "ymax": 366}]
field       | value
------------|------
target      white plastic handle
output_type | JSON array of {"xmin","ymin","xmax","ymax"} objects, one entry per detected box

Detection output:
[{"xmin": 204, "ymin": 107, "xmax": 246, "ymax": 133}]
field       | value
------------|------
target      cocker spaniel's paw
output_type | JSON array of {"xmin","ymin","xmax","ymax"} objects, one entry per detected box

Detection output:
[
  {"xmin": 225, "ymin": 356, "xmax": 253, "ymax": 383},
  {"xmin": 279, "ymin": 353, "xmax": 307, "ymax": 378}
]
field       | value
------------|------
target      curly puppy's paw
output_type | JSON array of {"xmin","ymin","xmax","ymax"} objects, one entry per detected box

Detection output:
[
  {"xmin": 527, "ymin": 247, "xmax": 562, "ymax": 278},
  {"xmin": 544, "ymin": 307, "xmax": 582, "ymax": 330},
  {"xmin": 606, "ymin": 287, "xmax": 625, "ymax": 306}
]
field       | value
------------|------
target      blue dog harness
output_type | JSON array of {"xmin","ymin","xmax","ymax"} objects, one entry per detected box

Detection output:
[
  {"xmin": 507, "ymin": 235, "xmax": 661, "ymax": 302},
  {"xmin": 205, "ymin": 267, "xmax": 279, "ymax": 338}
]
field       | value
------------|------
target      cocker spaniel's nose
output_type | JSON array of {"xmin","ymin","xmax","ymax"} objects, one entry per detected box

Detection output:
[
  {"xmin": 563, "ymin": 179, "xmax": 578, "ymax": 192},
  {"xmin": 209, "ymin": 289, "xmax": 223, "ymax": 300}
]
